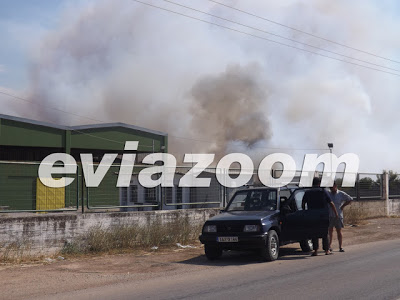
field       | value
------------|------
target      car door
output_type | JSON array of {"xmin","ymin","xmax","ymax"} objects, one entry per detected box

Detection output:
[{"xmin": 280, "ymin": 188, "xmax": 329, "ymax": 241}]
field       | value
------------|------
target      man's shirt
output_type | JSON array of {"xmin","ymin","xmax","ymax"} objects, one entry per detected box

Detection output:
[
  {"xmin": 303, "ymin": 188, "xmax": 332, "ymax": 210},
  {"xmin": 329, "ymin": 190, "xmax": 353, "ymax": 218}
]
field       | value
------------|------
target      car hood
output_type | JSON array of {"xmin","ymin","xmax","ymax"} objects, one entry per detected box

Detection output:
[{"xmin": 208, "ymin": 210, "xmax": 277, "ymax": 222}]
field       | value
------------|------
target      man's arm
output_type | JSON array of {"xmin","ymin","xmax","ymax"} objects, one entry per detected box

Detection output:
[
  {"xmin": 340, "ymin": 200, "xmax": 351, "ymax": 210},
  {"xmin": 324, "ymin": 189, "xmax": 338, "ymax": 217},
  {"xmin": 340, "ymin": 192, "xmax": 353, "ymax": 210},
  {"xmin": 329, "ymin": 201, "xmax": 339, "ymax": 218}
]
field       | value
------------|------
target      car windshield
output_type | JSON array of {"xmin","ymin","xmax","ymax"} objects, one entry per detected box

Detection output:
[{"xmin": 226, "ymin": 189, "xmax": 277, "ymax": 211}]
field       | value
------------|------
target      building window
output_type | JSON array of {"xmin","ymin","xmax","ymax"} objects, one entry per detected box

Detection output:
[
  {"xmin": 145, "ymin": 187, "xmax": 157, "ymax": 202},
  {"xmin": 164, "ymin": 188, "xmax": 173, "ymax": 204},
  {"xmin": 121, "ymin": 188, "xmax": 128, "ymax": 205},
  {"xmin": 190, "ymin": 188, "xmax": 197, "ymax": 203},
  {"xmin": 130, "ymin": 185, "xmax": 138, "ymax": 203},
  {"xmin": 176, "ymin": 187, "xmax": 182, "ymax": 203}
]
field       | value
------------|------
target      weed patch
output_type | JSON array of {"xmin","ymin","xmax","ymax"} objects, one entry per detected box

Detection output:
[
  {"xmin": 0, "ymin": 238, "xmax": 36, "ymax": 263},
  {"xmin": 61, "ymin": 216, "xmax": 202, "ymax": 255}
]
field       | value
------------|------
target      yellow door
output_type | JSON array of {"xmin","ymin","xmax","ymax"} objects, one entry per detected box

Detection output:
[{"xmin": 36, "ymin": 178, "xmax": 65, "ymax": 210}]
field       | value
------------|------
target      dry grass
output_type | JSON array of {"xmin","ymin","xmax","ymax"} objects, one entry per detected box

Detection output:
[
  {"xmin": 343, "ymin": 206, "xmax": 364, "ymax": 225},
  {"xmin": 61, "ymin": 216, "xmax": 203, "ymax": 255},
  {"xmin": 0, "ymin": 238, "xmax": 39, "ymax": 264},
  {"xmin": 344, "ymin": 202, "xmax": 387, "ymax": 225}
]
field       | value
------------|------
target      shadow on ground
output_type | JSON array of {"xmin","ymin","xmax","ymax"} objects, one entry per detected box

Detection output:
[{"xmin": 178, "ymin": 247, "xmax": 311, "ymax": 266}]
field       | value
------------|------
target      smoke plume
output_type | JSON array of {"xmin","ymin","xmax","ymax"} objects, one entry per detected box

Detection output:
[
  {"xmin": 4, "ymin": 0, "xmax": 400, "ymax": 171},
  {"xmin": 190, "ymin": 64, "xmax": 271, "ymax": 157}
]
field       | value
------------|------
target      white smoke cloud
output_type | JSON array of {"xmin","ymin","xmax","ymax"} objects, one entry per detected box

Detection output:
[
  {"xmin": 0, "ymin": 86, "xmax": 30, "ymax": 117},
  {"xmin": 14, "ymin": 0, "xmax": 400, "ymax": 172}
]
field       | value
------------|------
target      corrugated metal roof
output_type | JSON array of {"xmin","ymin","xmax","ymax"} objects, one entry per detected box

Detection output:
[
  {"xmin": 72, "ymin": 123, "xmax": 167, "ymax": 136},
  {"xmin": 0, "ymin": 114, "xmax": 168, "ymax": 136},
  {"xmin": 0, "ymin": 114, "xmax": 67, "ymax": 130}
]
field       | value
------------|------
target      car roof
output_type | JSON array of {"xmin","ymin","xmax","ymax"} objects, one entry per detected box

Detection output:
[
  {"xmin": 236, "ymin": 185, "xmax": 300, "ymax": 191},
  {"xmin": 236, "ymin": 186, "xmax": 278, "ymax": 191}
]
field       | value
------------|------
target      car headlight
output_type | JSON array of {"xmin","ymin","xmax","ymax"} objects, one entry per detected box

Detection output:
[
  {"xmin": 203, "ymin": 225, "xmax": 217, "ymax": 233},
  {"xmin": 243, "ymin": 225, "xmax": 260, "ymax": 232}
]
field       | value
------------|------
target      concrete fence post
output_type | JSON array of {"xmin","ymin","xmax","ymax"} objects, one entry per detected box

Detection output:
[{"xmin": 382, "ymin": 172, "xmax": 390, "ymax": 216}]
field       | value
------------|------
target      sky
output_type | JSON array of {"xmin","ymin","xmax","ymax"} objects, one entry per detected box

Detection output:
[
  {"xmin": 1, "ymin": 0, "xmax": 400, "ymax": 173},
  {"xmin": 0, "ymin": 0, "xmax": 61, "ymax": 87}
]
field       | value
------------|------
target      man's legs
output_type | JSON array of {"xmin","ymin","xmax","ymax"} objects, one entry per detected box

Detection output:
[
  {"xmin": 322, "ymin": 235, "xmax": 330, "ymax": 253},
  {"xmin": 328, "ymin": 227, "xmax": 334, "ymax": 249},
  {"xmin": 336, "ymin": 227, "xmax": 343, "ymax": 250},
  {"xmin": 312, "ymin": 238, "xmax": 319, "ymax": 255}
]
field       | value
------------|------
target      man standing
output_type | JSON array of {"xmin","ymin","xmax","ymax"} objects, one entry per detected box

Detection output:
[
  {"xmin": 328, "ymin": 181, "xmax": 353, "ymax": 252},
  {"xmin": 302, "ymin": 177, "xmax": 339, "ymax": 256}
]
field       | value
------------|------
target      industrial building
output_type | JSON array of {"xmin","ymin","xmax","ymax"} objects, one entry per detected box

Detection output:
[
  {"xmin": 0, "ymin": 114, "xmax": 168, "ymax": 211},
  {"xmin": 0, "ymin": 114, "xmax": 167, "ymax": 162}
]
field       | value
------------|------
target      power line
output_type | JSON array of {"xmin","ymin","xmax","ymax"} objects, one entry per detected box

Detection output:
[
  {"xmin": 0, "ymin": 90, "xmax": 102, "ymax": 124},
  {"xmin": 162, "ymin": 0, "xmax": 400, "ymax": 73},
  {"xmin": 209, "ymin": 0, "xmax": 400, "ymax": 65},
  {"xmin": 131, "ymin": 0, "xmax": 400, "ymax": 77}
]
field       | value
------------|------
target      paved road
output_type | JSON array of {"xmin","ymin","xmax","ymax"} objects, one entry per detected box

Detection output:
[{"xmin": 37, "ymin": 239, "xmax": 400, "ymax": 300}]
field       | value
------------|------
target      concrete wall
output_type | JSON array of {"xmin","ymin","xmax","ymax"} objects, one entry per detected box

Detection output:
[
  {"xmin": 0, "ymin": 209, "xmax": 220, "ymax": 253},
  {"xmin": 342, "ymin": 198, "xmax": 400, "ymax": 223},
  {"xmin": 344, "ymin": 200, "xmax": 387, "ymax": 220},
  {"xmin": 389, "ymin": 199, "xmax": 400, "ymax": 216}
]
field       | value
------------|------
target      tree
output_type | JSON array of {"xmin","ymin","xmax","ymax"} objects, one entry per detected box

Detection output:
[
  {"xmin": 359, "ymin": 177, "xmax": 374, "ymax": 189},
  {"xmin": 383, "ymin": 170, "xmax": 400, "ymax": 196}
]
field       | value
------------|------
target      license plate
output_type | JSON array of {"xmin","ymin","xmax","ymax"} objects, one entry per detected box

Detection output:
[{"xmin": 217, "ymin": 236, "xmax": 238, "ymax": 242}]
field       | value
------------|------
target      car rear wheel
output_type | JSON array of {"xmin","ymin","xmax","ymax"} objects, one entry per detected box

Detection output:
[
  {"xmin": 300, "ymin": 239, "xmax": 313, "ymax": 252},
  {"xmin": 204, "ymin": 244, "xmax": 222, "ymax": 260},
  {"xmin": 260, "ymin": 230, "xmax": 279, "ymax": 261}
]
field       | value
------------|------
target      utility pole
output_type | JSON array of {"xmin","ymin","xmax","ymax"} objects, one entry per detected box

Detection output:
[{"xmin": 328, "ymin": 143, "xmax": 334, "ymax": 182}]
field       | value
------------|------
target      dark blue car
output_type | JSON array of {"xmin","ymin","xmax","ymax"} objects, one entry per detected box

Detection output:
[{"xmin": 199, "ymin": 187, "xmax": 329, "ymax": 261}]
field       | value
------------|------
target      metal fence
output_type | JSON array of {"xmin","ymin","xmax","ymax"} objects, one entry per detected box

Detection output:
[
  {"xmin": 0, "ymin": 161, "xmax": 79, "ymax": 212},
  {"xmin": 86, "ymin": 164, "xmax": 127, "ymax": 210},
  {"xmin": 358, "ymin": 173, "xmax": 383, "ymax": 199},
  {"xmin": 336, "ymin": 173, "xmax": 383, "ymax": 200},
  {"xmin": 0, "ymin": 160, "xmax": 390, "ymax": 213},
  {"xmin": 162, "ymin": 167, "xmax": 223, "ymax": 209},
  {"xmin": 388, "ymin": 173, "xmax": 400, "ymax": 198}
]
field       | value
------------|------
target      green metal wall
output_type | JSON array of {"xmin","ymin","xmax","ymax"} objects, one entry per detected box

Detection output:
[
  {"xmin": 0, "ymin": 118, "xmax": 65, "ymax": 148},
  {"xmin": 70, "ymin": 127, "xmax": 165, "ymax": 152}
]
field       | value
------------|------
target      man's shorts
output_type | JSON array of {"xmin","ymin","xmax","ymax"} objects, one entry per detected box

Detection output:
[{"xmin": 329, "ymin": 217, "xmax": 344, "ymax": 229}]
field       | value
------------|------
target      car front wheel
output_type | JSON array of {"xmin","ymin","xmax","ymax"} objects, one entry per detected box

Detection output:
[
  {"xmin": 204, "ymin": 244, "xmax": 222, "ymax": 260},
  {"xmin": 260, "ymin": 230, "xmax": 279, "ymax": 261}
]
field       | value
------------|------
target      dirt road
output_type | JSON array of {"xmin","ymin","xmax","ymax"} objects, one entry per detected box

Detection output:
[{"xmin": 1, "ymin": 217, "xmax": 399, "ymax": 300}]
